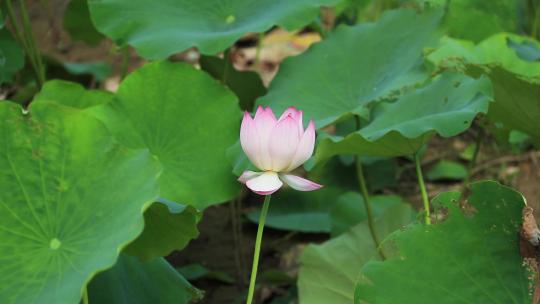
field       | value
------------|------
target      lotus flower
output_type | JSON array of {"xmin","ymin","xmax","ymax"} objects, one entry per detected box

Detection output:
[{"xmin": 239, "ymin": 106, "xmax": 323, "ymax": 195}]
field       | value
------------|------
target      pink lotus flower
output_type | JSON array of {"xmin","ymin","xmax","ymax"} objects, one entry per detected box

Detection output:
[{"xmin": 239, "ymin": 106, "xmax": 323, "ymax": 195}]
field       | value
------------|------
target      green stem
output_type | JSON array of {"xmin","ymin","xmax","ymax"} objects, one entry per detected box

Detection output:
[
  {"xmin": 414, "ymin": 152, "xmax": 431, "ymax": 225},
  {"xmin": 6, "ymin": 0, "xmax": 45, "ymax": 87},
  {"xmin": 533, "ymin": 6, "xmax": 540, "ymax": 38},
  {"xmin": 82, "ymin": 287, "xmax": 89, "ymax": 304},
  {"xmin": 5, "ymin": 1, "xmax": 25, "ymax": 51},
  {"xmin": 246, "ymin": 195, "xmax": 271, "ymax": 304},
  {"xmin": 355, "ymin": 155, "xmax": 386, "ymax": 259},
  {"xmin": 354, "ymin": 115, "xmax": 385, "ymax": 259},
  {"xmin": 18, "ymin": 0, "xmax": 45, "ymax": 86}
]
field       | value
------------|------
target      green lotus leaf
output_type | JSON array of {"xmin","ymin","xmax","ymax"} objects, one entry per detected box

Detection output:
[
  {"xmin": 33, "ymin": 79, "xmax": 113, "ymax": 109},
  {"xmin": 0, "ymin": 101, "xmax": 161, "ymax": 303},
  {"xmin": 471, "ymin": 65, "xmax": 540, "ymax": 144},
  {"xmin": 298, "ymin": 203, "xmax": 413, "ymax": 304},
  {"xmin": 246, "ymin": 187, "xmax": 342, "ymax": 233},
  {"xmin": 93, "ymin": 61, "xmax": 241, "ymax": 209},
  {"xmin": 87, "ymin": 0, "xmax": 340, "ymax": 59},
  {"xmin": 89, "ymin": 254, "xmax": 202, "ymax": 303},
  {"xmin": 313, "ymin": 72, "xmax": 492, "ymax": 164},
  {"xmin": 177, "ymin": 263, "xmax": 235, "ymax": 284},
  {"xmin": 425, "ymin": 160, "xmax": 467, "ymax": 181},
  {"xmin": 258, "ymin": 8, "xmax": 443, "ymax": 127},
  {"xmin": 439, "ymin": 0, "xmax": 518, "ymax": 42},
  {"xmin": 124, "ymin": 199, "xmax": 200, "ymax": 261},
  {"xmin": 330, "ymin": 193, "xmax": 409, "ymax": 237},
  {"xmin": 355, "ymin": 181, "xmax": 530, "ymax": 303},
  {"xmin": 428, "ymin": 33, "xmax": 540, "ymax": 77}
]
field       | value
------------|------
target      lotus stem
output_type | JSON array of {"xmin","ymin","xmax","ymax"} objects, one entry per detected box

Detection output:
[
  {"xmin": 246, "ymin": 195, "xmax": 271, "ymax": 304},
  {"xmin": 6, "ymin": 0, "xmax": 45, "ymax": 87},
  {"xmin": 414, "ymin": 152, "xmax": 431, "ymax": 225},
  {"xmin": 356, "ymin": 155, "xmax": 386, "ymax": 259},
  {"xmin": 354, "ymin": 115, "xmax": 385, "ymax": 259}
]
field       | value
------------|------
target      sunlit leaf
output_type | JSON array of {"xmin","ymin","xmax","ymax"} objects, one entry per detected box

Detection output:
[
  {"xmin": 93, "ymin": 61, "xmax": 241, "ymax": 209},
  {"xmin": 0, "ymin": 101, "xmax": 160, "ymax": 303},
  {"xmin": 34, "ymin": 79, "xmax": 113, "ymax": 109}
]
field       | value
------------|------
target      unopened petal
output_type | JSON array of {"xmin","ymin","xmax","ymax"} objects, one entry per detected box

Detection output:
[
  {"xmin": 253, "ymin": 106, "xmax": 277, "ymax": 170},
  {"xmin": 246, "ymin": 171, "xmax": 283, "ymax": 195},
  {"xmin": 279, "ymin": 174, "xmax": 323, "ymax": 191},
  {"xmin": 269, "ymin": 116, "xmax": 301, "ymax": 171},
  {"xmin": 240, "ymin": 112, "xmax": 263, "ymax": 169},
  {"xmin": 238, "ymin": 170, "xmax": 262, "ymax": 184},
  {"xmin": 278, "ymin": 107, "xmax": 303, "ymax": 134},
  {"xmin": 285, "ymin": 120, "xmax": 316, "ymax": 171}
]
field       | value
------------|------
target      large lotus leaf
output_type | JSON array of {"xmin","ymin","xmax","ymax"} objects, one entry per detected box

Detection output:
[
  {"xmin": 89, "ymin": 254, "xmax": 202, "ymax": 303},
  {"xmin": 313, "ymin": 72, "xmax": 492, "ymax": 163},
  {"xmin": 87, "ymin": 0, "xmax": 340, "ymax": 59},
  {"xmin": 428, "ymin": 33, "xmax": 540, "ymax": 77},
  {"xmin": 64, "ymin": 0, "xmax": 104, "ymax": 45},
  {"xmin": 227, "ymin": 140, "xmax": 256, "ymax": 177},
  {"xmin": 35, "ymin": 80, "xmax": 202, "ymax": 261},
  {"xmin": 246, "ymin": 187, "xmax": 342, "ymax": 233},
  {"xmin": 0, "ymin": 28, "xmax": 24, "ymax": 84},
  {"xmin": 472, "ymin": 66, "xmax": 540, "ymax": 143},
  {"xmin": 93, "ymin": 61, "xmax": 241, "ymax": 209},
  {"xmin": 33, "ymin": 79, "xmax": 114, "ymax": 109},
  {"xmin": 0, "ymin": 101, "xmax": 161, "ymax": 303},
  {"xmin": 124, "ymin": 199, "xmax": 200, "ymax": 261},
  {"xmin": 439, "ymin": 0, "xmax": 517, "ymax": 42},
  {"xmin": 355, "ymin": 181, "xmax": 529, "ymax": 303},
  {"xmin": 257, "ymin": 8, "xmax": 442, "ymax": 127},
  {"xmin": 298, "ymin": 203, "xmax": 413, "ymax": 304}
]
